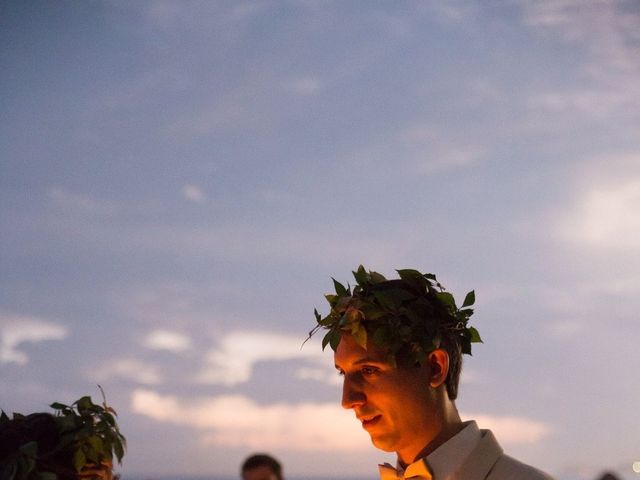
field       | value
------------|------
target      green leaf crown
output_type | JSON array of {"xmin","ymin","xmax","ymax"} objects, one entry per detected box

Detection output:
[{"xmin": 307, "ymin": 265, "xmax": 482, "ymax": 365}]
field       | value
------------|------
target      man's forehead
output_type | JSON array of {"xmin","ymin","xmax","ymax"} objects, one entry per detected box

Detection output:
[{"xmin": 334, "ymin": 334, "xmax": 390, "ymax": 367}]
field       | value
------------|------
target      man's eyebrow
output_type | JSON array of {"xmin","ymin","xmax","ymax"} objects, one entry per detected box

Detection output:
[{"xmin": 335, "ymin": 357, "xmax": 385, "ymax": 370}]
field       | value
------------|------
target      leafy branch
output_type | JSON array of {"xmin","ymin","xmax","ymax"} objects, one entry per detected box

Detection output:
[{"xmin": 0, "ymin": 387, "xmax": 126, "ymax": 480}]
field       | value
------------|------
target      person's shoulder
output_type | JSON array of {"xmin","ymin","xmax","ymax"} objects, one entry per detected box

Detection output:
[{"xmin": 488, "ymin": 454, "xmax": 555, "ymax": 480}]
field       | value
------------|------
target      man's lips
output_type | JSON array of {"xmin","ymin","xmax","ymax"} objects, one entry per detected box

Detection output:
[{"xmin": 359, "ymin": 414, "xmax": 382, "ymax": 429}]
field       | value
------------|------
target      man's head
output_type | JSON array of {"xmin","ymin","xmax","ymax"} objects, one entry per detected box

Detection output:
[
  {"xmin": 309, "ymin": 266, "xmax": 481, "ymax": 463},
  {"xmin": 241, "ymin": 454, "xmax": 283, "ymax": 480}
]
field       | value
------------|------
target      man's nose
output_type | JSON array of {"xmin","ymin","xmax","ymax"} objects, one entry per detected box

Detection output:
[{"xmin": 341, "ymin": 375, "xmax": 366, "ymax": 409}]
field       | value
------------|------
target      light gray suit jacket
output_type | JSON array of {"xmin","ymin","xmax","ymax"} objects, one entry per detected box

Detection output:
[{"xmin": 453, "ymin": 429, "xmax": 554, "ymax": 480}]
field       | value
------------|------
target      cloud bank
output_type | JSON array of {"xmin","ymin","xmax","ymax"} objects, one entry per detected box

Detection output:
[
  {"xmin": 93, "ymin": 358, "xmax": 163, "ymax": 385},
  {"xmin": 143, "ymin": 329, "xmax": 192, "ymax": 353},
  {"xmin": 462, "ymin": 412, "xmax": 552, "ymax": 445},
  {"xmin": 195, "ymin": 331, "xmax": 324, "ymax": 385},
  {"xmin": 0, "ymin": 314, "xmax": 68, "ymax": 365},
  {"xmin": 132, "ymin": 390, "xmax": 552, "ymax": 451},
  {"xmin": 131, "ymin": 389, "xmax": 368, "ymax": 451}
]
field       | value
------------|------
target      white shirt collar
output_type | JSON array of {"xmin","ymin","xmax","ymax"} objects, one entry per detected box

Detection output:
[{"xmin": 424, "ymin": 420, "xmax": 481, "ymax": 480}]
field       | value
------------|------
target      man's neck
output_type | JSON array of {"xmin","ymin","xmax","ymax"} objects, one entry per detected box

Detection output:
[{"xmin": 398, "ymin": 401, "xmax": 463, "ymax": 466}]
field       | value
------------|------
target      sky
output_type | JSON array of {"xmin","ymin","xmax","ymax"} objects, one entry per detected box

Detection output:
[{"xmin": 1, "ymin": 0, "xmax": 640, "ymax": 479}]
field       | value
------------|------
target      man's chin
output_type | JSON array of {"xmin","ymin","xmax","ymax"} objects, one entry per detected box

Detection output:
[{"xmin": 369, "ymin": 434, "xmax": 397, "ymax": 453}]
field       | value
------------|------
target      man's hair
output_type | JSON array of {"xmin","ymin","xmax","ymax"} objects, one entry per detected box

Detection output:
[
  {"xmin": 436, "ymin": 327, "xmax": 464, "ymax": 400},
  {"xmin": 241, "ymin": 453, "xmax": 282, "ymax": 480},
  {"xmin": 308, "ymin": 266, "xmax": 481, "ymax": 401},
  {"xmin": 379, "ymin": 282, "xmax": 465, "ymax": 400}
]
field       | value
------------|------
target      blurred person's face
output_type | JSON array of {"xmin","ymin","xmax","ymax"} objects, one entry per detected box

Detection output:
[
  {"xmin": 334, "ymin": 334, "xmax": 441, "ymax": 463},
  {"xmin": 243, "ymin": 466, "xmax": 279, "ymax": 480}
]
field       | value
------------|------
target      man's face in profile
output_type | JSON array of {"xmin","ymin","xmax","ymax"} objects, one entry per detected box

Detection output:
[
  {"xmin": 242, "ymin": 465, "xmax": 279, "ymax": 480},
  {"xmin": 334, "ymin": 334, "xmax": 440, "ymax": 461}
]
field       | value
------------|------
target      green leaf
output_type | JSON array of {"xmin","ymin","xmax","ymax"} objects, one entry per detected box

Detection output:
[
  {"xmin": 396, "ymin": 269, "xmax": 423, "ymax": 281},
  {"xmin": 352, "ymin": 325, "xmax": 367, "ymax": 349},
  {"xmin": 87, "ymin": 435, "xmax": 104, "ymax": 452},
  {"xmin": 462, "ymin": 290, "xmax": 475, "ymax": 308},
  {"xmin": 373, "ymin": 289, "xmax": 403, "ymax": 309},
  {"xmin": 332, "ymin": 278, "xmax": 348, "ymax": 296},
  {"xmin": 469, "ymin": 326, "xmax": 483, "ymax": 343},
  {"xmin": 75, "ymin": 396, "xmax": 94, "ymax": 414},
  {"xmin": 19, "ymin": 441, "xmax": 38, "ymax": 457},
  {"xmin": 344, "ymin": 307, "xmax": 362, "ymax": 325},
  {"xmin": 37, "ymin": 472, "xmax": 58, "ymax": 480},
  {"xmin": 324, "ymin": 294, "xmax": 337, "ymax": 306},
  {"xmin": 73, "ymin": 449, "xmax": 87, "ymax": 472},
  {"xmin": 436, "ymin": 291, "xmax": 456, "ymax": 308},
  {"xmin": 49, "ymin": 402, "xmax": 69, "ymax": 410},
  {"xmin": 85, "ymin": 446, "xmax": 101, "ymax": 464},
  {"xmin": 369, "ymin": 271, "xmax": 387, "ymax": 283},
  {"xmin": 113, "ymin": 438, "xmax": 125, "ymax": 463},
  {"xmin": 314, "ymin": 308, "xmax": 321, "ymax": 323},
  {"xmin": 461, "ymin": 337, "xmax": 472, "ymax": 355},
  {"xmin": 371, "ymin": 326, "xmax": 389, "ymax": 346},
  {"xmin": 321, "ymin": 331, "xmax": 332, "ymax": 350},
  {"xmin": 102, "ymin": 412, "xmax": 116, "ymax": 427},
  {"xmin": 352, "ymin": 265, "xmax": 368, "ymax": 285},
  {"xmin": 329, "ymin": 330, "xmax": 342, "ymax": 351},
  {"xmin": 360, "ymin": 307, "xmax": 388, "ymax": 321}
]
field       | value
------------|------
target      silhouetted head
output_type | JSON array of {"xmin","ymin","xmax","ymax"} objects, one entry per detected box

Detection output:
[{"xmin": 241, "ymin": 453, "xmax": 283, "ymax": 480}]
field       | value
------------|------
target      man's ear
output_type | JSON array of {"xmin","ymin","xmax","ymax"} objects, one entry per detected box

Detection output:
[{"xmin": 427, "ymin": 349, "xmax": 450, "ymax": 388}]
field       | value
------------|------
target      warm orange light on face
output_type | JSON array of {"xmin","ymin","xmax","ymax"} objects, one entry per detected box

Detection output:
[{"xmin": 334, "ymin": 334, "xmax": 444, "ymax": 465}]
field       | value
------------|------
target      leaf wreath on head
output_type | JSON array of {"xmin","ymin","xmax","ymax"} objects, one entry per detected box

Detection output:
[{"xmin": 305, "ymin": 265, "xmax": 482, "ymax": 366}]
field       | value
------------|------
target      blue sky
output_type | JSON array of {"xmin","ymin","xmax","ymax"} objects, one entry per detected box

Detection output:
[{"xmin": 1, "ymin": 1, "xmax": 639, "ymax": 478}]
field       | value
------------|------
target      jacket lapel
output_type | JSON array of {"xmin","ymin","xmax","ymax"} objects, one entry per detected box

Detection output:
[{"xmin": 452, "ymin": 429, "xmax": 503, "ymax": 480}]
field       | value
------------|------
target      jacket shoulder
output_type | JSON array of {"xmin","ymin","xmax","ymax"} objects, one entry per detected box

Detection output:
[{"xmin": 487, "ymin": 454, "xmax": 555, "ymax": 480}]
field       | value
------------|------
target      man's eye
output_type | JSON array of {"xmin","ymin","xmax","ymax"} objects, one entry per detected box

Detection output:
[{"xmin": 361, "ymin": 366, "xmax": 378, "ymax": 376}]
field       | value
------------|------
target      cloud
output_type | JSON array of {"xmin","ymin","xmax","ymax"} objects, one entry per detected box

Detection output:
[
  {"xmin": 144, "ymin": 0, "xmax": 268, "ymax": 29},
  {"xmin": 0, "ymin": 314, "xmax": 68, "ymax": 365},
  {"xmin": 462, "ymin": 412, "xmax": 552, "ymax": 445},
  {"xmin": 182, "ymin": 184, "xmax": 207, "ymax": 203},
  {"xmin": 131, "ymin": 390, "xmax": 552, "ymax": 451},
  {"xmin": 93, "ymin": 358, "xmax": 162, "ymax": 385},
  {"xmin": 97, "ymin": 221, "xmax": 414, "ymax": 275},
  {"xmin": 519, "ymin": 0, "xmax": 640, "ymax": 120},
  {"xmin": 545, "ymin": 320, "xmax": 584, "ymax": 339},
  {"xmin": 47, "ymin": 187, "xmax": 116, "ymax": 216},
  {"xmin": 195, "ymin": 331, "xmax": 324, "ymax": 385},
  {"xmin": 416, "ymin": 146, "xmax": 484, "ymax": 175},
  {"xmin": 283, "ymin": 77, "xmax": 322, "ymax": 96},
  {"xmin": 535, "ymin": 152, "xmax": 640, "ymax": 253},
  {"xmin": 424, "ymin": 1, "xmax": 479, "ymax": 24},
  {"xmin": 131, "ymin": 389, "xmax": 370, "ymax": 451},
  {"xmin": 294, "ymin": 363, "xmax": 342, "ymax": 386},
  {"xmin": 259, "ymin": 188, "xmax": 296, "ymax": 203},
  {"xmin": 143, "ymin": 329, "xmax": 192, "ymax": 353},
  {"xmin": 115, "ymin": 281, "xmax": 227, "ymax": 327},
  {"xmin": 555, "ymin": 178, "xmax": 640, "ymax": 249},
  {"xmin": 397, "ymin": 124, "xmax": 484, "ymax": 174},
  {"xmin": 98, "ymin": 69, "xmax": 192, "ymax": 110}
]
